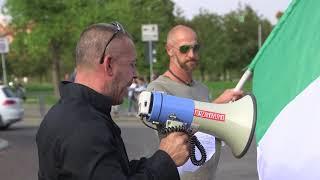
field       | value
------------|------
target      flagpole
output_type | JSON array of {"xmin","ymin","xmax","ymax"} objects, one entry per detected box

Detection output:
[
  {"xmin": 234, "ymin": 69, "xmax": 252, "ymax": 91},
  {"xmin": 234, "ymin": 22, "xmax": 260, "ymax": 91}
]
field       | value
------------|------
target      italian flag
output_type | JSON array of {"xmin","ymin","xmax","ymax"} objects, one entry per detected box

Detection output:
[{"xmin": 249, "ymin": 0, "xmax": 320, "ymax": 179}]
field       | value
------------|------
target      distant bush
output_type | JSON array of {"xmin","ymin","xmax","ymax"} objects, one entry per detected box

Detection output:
[
  {"xmin": 204, "ymin": 81, "xmax": 252, "ymax": 100},
  {"xmin": 24, "ymin": 83, "xmax": 57, "ymax": 105},
  {"xmin": 25, "ymin": 83, "xmax": 54, "ymax": 92}
]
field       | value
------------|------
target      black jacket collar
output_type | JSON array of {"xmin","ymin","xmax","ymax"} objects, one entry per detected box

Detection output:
[{"xmin": 59, "ymin": 81, "xmax": 112, "ymax": 114}]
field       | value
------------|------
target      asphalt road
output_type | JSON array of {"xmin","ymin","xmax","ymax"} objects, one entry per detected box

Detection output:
[
  {"xmin": 119, "ymin": 121, "xmax": 259, "ymax": 180},
  {"xmin": 0, "ymin": 125, "xmax": 38, "ymax": 180},
  {"xmin": 0, "ymin": 104, "xmax": 258, "ymax": 180}
]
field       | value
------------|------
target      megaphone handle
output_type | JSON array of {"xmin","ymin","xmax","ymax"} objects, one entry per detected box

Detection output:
[
  {"xmin": 234, "ymin": 70, "xmax": 252, "ymax": 91},
  {"xmin": 159, "ymin": 125, "xmax": 207, "ymax": 166}
]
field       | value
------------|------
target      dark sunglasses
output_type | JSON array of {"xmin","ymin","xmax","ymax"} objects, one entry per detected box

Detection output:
[
  {"xmin": 99, "ymin": 22, "xmax": 125, "ymax": 64},
  {"xmin": 179, "ymin": 44, "xmax": 200, "ymax": 54}
]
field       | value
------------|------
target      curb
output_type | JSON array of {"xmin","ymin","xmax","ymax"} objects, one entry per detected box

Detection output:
[{"xmin": 0, "ymin": 138, "xmax": 9, "ymax": 151}]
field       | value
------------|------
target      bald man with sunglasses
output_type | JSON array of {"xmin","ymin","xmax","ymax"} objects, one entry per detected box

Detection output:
[{"xmin": 147, "ymin": 25, "xmax": 243, "ymax": 180}]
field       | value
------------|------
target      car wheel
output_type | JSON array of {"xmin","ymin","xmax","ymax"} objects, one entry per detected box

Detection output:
[
  {"xmin": 0, "ymin": 124, "xmax": 10, "ymax": 130},
  {"xmin": 0, "ymin": 116, "xmax": 9, "ymax": 130}
]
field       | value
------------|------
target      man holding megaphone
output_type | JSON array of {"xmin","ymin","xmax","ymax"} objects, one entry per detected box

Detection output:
[
  {"xmin": 147, "ymin": 25, "xmax": 244, "ymax": 180},
  {"xmin": 37, "ymin": 22, "xmax": 192, "ymax": 180}
]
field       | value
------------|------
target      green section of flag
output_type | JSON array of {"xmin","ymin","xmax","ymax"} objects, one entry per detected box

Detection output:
[{"xmin": 252, "ymin": 0, "xmax": 320, "ymax": 143}]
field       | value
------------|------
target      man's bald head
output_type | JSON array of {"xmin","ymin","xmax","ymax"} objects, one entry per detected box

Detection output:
[
  {"xmin": 74, "ymin": 23, "xmax": 137, "ymax": 102},
  {"xmin": 75, "ymin": 23, "xmax": 131, "ymax": 70},
  {"xmin": 165, "ymin": 25, "xmax": 200, "ymax": 73},
  {"xmin": 166, "ymin": 25, "xmax": 197, "ymax": 46}
]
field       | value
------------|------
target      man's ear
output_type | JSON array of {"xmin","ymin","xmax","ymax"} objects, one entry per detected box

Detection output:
[
  {"xmin": 105, "ymin": 56, "xmax": 113, "ymax": 76},
  {"xmin": 166, "ymin": 45, "xmax": 174, "ymax": 57}
]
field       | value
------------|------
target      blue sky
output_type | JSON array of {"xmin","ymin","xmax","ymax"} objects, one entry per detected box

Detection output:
[{"xmin": 172, "ymin": 0, "xmax": 292, "ymax": 24}]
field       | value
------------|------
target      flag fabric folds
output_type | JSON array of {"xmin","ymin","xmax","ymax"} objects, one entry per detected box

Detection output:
[{"xmin": 251, "ymin": 0, "xmax": 320, "ymax": 179}]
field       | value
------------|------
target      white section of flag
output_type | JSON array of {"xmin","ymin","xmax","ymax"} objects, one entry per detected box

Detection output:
[{"xmin": 257, "ymin": 77, "xmax": 320, "ymax": 180}]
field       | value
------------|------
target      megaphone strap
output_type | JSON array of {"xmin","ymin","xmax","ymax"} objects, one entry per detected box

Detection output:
[{"xmin": 167, "ymin": 69, "xmax": 193, "ymax": 86}]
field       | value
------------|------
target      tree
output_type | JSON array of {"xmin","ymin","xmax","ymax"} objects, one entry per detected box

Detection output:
[
  {"xmin": 4, "ymin": 0, "xmax": 178, "ymax": 94},
  {"xmin": 4, "ymin": 1, "xmax": 273, "ymax": 87},
  {"xmin": 190, "ymin": 9, "xmax": 226, "ymax": 81},
  {"xmin": 129, "ymin": 0, "xmax": 176, "ymax": 77},
  {"xmin": 222, "ymin": 5, "xmax": 272, "ymax": 80},
  {"xmin": 5, "ymin": 1, "xmax": 84, "ymax": 96},
  {"xmin": 276, "ymin": 11, "xmax": 284, "ymax": 20}
]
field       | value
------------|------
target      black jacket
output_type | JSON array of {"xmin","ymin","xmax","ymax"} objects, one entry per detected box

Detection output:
[{"xmin": 36, "ymin": 82, "xmax": 179, "ymax": 180}]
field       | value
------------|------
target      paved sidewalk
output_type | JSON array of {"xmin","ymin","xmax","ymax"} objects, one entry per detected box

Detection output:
[
  {"xmin": 1, "ymin": 103, "xmax": 141, "ymax": 151},
  {"xmin": 23, "ymin": 103, "xmax": 141, "ymax": 124}
]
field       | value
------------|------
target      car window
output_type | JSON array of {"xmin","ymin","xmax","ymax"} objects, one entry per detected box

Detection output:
[{"xmin": 2, "ymin": 87, "xmax": 16, "ymax": 97}]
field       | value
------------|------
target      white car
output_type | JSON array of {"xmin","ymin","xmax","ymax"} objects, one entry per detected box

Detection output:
[{"xmin": 0, "ymin": 85, "xmax": 24, "ymax": 129}]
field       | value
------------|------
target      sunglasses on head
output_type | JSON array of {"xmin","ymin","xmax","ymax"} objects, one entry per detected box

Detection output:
[
  {"xmin": 99, "ymin": 21, "xmax": 126, "ymax": 64},
  {"xmin": 179, "ymin": 44, "xmax": 200, "ymax": 54}
]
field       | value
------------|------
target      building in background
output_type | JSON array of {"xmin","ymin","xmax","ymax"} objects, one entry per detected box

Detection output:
[{"xmin": 0, "ymin": 14, "xmax": 13, "ymax": 43}]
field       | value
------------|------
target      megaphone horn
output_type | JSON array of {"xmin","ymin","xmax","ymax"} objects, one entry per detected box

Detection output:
[{"xmin": 138, "ymin": 91, "xmax": 257, "ymax": 158}]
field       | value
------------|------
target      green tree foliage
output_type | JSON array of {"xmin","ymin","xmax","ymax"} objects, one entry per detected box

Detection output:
[
  {"xmin": 129, "ymin": 0, "xmax": 176, "ymax": 77},
  {"xmin": 4, "ymin": 0, "xmax": 176, "ymax": 96},
  {"xmin": 3, "ymin": 0, "xmax": 274, "ymax": 90},
  {"xmin": 187, "ymin": 5, "xmax": 273, "ymax": 81},
  {"xmin": 189, "ymin": 9, "xmax": 226, "ymax": 81},
  {"xmin": 222, "ymin": 5, "xmax": 272, "ymax": 80},
  {"xmin": 5, "ymin": 0, "xmax": 89, "ymax": 96}
]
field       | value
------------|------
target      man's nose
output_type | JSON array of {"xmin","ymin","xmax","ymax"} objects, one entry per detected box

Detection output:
[{"xmin": 187, "ymin": 48, "xmax": 195, "ymax": 58}]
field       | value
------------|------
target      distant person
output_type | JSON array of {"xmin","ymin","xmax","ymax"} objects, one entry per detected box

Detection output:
[
  {"xmin": 15, "ymin": 83, "xmax": 26, "ymax": 101},
  {"xmin": 64, "ymin": 73, "xmax": 70, "ymax": 81},
  {"xmin": 127, "ymin": 78, "xmax": 138, "ymax": 114},
  {"xmin": 69, "ymin": 71, "xmax": 76, "ymax": 82},
  {"xmin": 135, "ymin": 77, "xmax": 147, "ymax": 94},
  {"xmin": 147, "ymin": 24, "xmax": 243, "ymax": 180},
  {"xmin": 151, "ymin": 73, "xmax": 159, "ymax": 81},
  {"xmin": 133, "ymin": 77, "xmax": 148, "ymax": 111},
  {"xmin": 36, "ymin": 22, "xmax": 189, "ymax": 180}
]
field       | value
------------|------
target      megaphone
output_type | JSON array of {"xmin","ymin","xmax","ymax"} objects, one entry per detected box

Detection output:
[{"xmin": 138, "ymin": 91, "xmax": 256, "ymax": 158}]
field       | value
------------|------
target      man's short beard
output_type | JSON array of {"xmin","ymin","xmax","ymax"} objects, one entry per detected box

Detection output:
[{"xmin": 175, "ymin": 56, "xmax": 197, "ymax": 72}]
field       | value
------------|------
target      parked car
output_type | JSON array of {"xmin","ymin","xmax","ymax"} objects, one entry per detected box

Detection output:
[{"xmin": 0, "ymin": 85, "xmax": 24, "ymax": 129}]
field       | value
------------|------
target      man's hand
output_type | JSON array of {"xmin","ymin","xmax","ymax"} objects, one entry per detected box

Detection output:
[
  {"xmin": 213, "ymin": 89, "xmax": 244, "ymax": 104},
  {"xmin": 159, "ymin": 132, "xmax": 189, "ymax": 166}
]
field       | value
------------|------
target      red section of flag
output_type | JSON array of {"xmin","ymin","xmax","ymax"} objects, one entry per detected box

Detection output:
[{"xmin": 194, "ymin": 109, "xmax": 226, "ymax": 122}]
